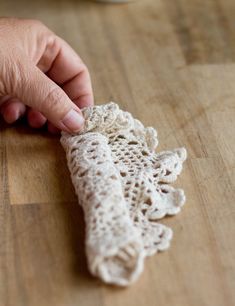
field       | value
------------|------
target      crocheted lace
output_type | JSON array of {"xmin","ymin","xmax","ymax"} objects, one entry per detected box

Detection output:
[{"xmin": 61, "ymin": 102, "xmax": 187, "ymax": 286}]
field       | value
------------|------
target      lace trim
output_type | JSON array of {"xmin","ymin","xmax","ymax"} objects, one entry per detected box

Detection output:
[{"xmin": 61, "ymin": 102, "xmax": 187, "ymax": 286}]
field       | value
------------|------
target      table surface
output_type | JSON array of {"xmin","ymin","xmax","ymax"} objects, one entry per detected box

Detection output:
[{"xmin": 0, "ymin": 0, "xmax": 235, "ymax": 305}]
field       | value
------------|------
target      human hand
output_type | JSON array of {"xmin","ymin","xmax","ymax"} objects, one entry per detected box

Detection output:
[{"xmin": 0, "ymin": 18, "xmax": 93, "ymax": 133}]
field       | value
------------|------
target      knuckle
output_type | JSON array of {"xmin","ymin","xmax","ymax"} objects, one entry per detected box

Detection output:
[
  {"xmin": 79, "ymin": 62, "xmax": 89, "ymax": 73},
  {"xmin": 24, "ymin": 19, "xmax": 50, "ymax": 35},
  {"xmin": 26, "ymin": 18, "xmax": 44, "ymax": 28}
]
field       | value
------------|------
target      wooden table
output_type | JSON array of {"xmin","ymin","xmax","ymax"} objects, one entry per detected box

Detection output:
[{"xmin": 0, "ymin": 0, "xmax": 235, "ymax": 305}]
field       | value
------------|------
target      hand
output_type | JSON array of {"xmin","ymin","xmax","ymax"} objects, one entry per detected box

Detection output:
[{"xmin": 0, "ymin": 18, "xmax": 93, "ymax": 133}]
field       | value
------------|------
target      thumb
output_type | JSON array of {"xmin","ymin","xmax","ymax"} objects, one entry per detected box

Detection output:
[{"xmin": 10, "ymin": 58, "xmax": 84, "ymax": 133}]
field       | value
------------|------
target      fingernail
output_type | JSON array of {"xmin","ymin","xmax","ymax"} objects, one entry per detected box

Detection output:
[{"xmin": 61, "ymin": 109, "xmax": 84, "ymax": 132}]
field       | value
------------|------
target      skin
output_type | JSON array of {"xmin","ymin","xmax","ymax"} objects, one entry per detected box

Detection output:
[{"xmin": 0, "ymin": 18, "xmax": 94, "ymax": 133}]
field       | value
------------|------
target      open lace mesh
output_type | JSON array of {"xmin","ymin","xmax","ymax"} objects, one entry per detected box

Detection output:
[{"xmin": 61, "ymin": 102, "xmax": 187, "ymax": 286}]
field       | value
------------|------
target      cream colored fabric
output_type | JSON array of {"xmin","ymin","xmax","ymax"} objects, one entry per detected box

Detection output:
[{"xmin": 61, "ymin": 102, "xmax": 187, "ymax": 286}]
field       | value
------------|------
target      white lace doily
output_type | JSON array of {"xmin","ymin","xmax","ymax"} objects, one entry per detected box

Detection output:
[{"xmin": 61, "ymin": 102, "xmax": 187, "ymax": 286}]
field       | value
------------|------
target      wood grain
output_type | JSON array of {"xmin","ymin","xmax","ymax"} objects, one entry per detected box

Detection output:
[{"xmin": 0, "ymin": 0, "xmax": 235, "ymax": 305}]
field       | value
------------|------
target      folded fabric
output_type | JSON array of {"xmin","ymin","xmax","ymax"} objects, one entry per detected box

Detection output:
[{"xmin": 61, "ymin": 102, "xmax": 187, "ymax": 286}]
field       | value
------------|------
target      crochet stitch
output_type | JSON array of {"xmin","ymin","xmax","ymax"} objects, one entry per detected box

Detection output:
[{"xmin": 61, "ymin": 102, "xmax": 187, "ymax": 286}]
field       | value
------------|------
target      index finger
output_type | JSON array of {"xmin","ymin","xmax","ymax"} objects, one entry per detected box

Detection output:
[{"xmin": 38, "ymin": 35, "xmax": 94, "ymax": 109}]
